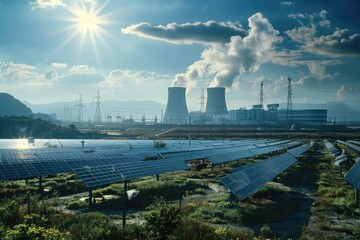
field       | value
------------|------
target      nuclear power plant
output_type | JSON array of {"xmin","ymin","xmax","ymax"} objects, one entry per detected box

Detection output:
[
  {"xmin": 162, "ymin": 80, "xmax": 327, "ymax": 127},
  {"xmin": 163, "ymin": 87, "xmax": 189, "ymax": 124},
  {"xmin": 60, "ymin": 80, "xmax": 328, "ymax": 127}
]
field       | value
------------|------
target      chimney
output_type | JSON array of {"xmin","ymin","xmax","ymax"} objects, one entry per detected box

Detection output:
[
  {"xmin": 205, "ymin": 87, "xmax": 228, "ymax": 117},
  {"xmin": 163, "ymin": 87, "xmax": 189, "ymax": 124}
]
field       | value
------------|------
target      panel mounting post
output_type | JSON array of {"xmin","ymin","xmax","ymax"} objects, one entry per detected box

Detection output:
[
  {"xmin": 89, "ymin": 189, "xmax": 93, "ymax": 209},
  {"xmin": 122, "ymin": 181, "xmax": 129, "ymax": 230},
  {"xmin": 356, "ymin": 189, "xmax": 359, "ymax": 208}
]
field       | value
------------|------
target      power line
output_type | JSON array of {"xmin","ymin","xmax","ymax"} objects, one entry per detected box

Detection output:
[
  {"xmin": 92, "ymin": 90, "xmax": 103, "ymax": 124},
  {"xmin": 286, "ymin": 76, "xmax": 294, "ymax": 125},
  {"xmin": 75, "ymin": 94, "xmax": 86, "ymax": 124}
]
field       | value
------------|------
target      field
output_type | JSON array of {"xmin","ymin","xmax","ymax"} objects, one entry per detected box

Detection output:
[{"xmin": 0, "ymin": 129, "xmax": 359, "ymax": 240}]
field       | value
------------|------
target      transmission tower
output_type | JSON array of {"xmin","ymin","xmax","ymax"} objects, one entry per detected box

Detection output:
[
  {"xmin": 75, "ymin": 94, "xmax": 86, "ymax": 124},
  {"xmin": 259, "ymin": 81, "xmax": 264, "ymax": 108},
  {"xmin": 286, "ymin": 76, "xmax": 294, "ymax": 125},
  {"xmin": 199, "ymin": 88, "xmax": 206, "ymax": 125},
  {"xmin": 92, "ymin": 90, "xmax": 103, "ymax": 124}
]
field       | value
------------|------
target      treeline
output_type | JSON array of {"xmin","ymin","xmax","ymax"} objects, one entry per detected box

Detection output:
[{"xmin": 0, "ymin": 116, "xmax": 104, "ymax": 139}]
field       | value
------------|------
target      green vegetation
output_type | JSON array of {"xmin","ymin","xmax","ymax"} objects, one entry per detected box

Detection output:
[
  {"xmin": 153, "ymin": 140, "xmax": 166, "ymax": 148},
  {"xmin": 2, "ymin": 138, "xmax": 360, "ymax": 239}
]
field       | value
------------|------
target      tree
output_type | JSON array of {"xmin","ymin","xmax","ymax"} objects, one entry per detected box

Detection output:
[
  {"xmin": 144, "ymin": 198, "xmax": 182, "ymax": 240},
  {"xmin": 5, "ymin": 224, "xmax": 67, "ymax": 240}
]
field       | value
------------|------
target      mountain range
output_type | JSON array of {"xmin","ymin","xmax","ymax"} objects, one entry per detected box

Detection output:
[
  {"xmin": 1, "ymin": 92, "xmax": 359, "ymax": 123},
  {"xmin": 24, "ymin": 100, "xmax": 166, "ymax": 122},
  {"xmin": 0, "ymin": 93, "xmax": 54, "ymax": 121}
]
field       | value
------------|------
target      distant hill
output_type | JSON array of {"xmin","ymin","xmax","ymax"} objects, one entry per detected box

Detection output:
[
  {"xmin": 0, "ymin": 93, "xmax": 56, "ymax": 122},
  {"xmin": 279, "ymin": 101, "xmax": 360, "ymax": 122},
  {"xmin": 0, "ymin": 93, "xmax": 33, "ymax": 116},
  {"xmin": 25, "ymin": 100, "xmax": 166, "ymax": 122}
]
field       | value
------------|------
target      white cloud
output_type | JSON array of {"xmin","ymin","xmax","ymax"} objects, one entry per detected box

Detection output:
[
  {"xmin": 337, "ymin": 85, "xmax": 360, "ymax": 101},
  {"xmin": 170, "ymin": 13, "xmax": 281, "ymax": 90},
  {"xmin": 122, "ymin": 21, "xmax": 246, "ymax": 45},
  {"xmin": 30, "ymin": 0, "xmax": 65, "ymax": 9},
  {"xmin": 100, "ymin": 69, "xmax": 169, "ymax": 89},
  {"xmin": 0, "ymin": 61, "xmax": 36, "ymax": 83},
  {"xmin": 306, "ymin": 60, "xmax": 340, "ymax": 80},
  {"xmin": 280, "ymin": 1, "xmax": 294, "ymax": 6},
  {"xmin": 51, "ymin": 63, "xmax": 67, "ymax": 69},
  {"xmin": 287, "ymin": 10, "xmax": 360, "ymax": 57},
  {"xmin": 45, "ymin": 69, "xmax": 58, "ymax": 82},
  {"xmin": 70, "ymin": 64, "xmax": 93, "ymax": 73}
]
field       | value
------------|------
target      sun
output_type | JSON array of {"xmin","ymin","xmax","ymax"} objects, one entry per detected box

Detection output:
[
  {"xmin": 50, "ymin": 1, "xmax": 112, "ymax": 67},
  {"xmin": 76, "ymin": 9, "xmax": 100, "ymax": 34},
  {"xmin": 67, "ymin": 1, "xmax": 109, "ymax": 40}
]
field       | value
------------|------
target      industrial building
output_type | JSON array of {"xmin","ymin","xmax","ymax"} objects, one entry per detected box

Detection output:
[{"xmin": 228, "ymin": 107, "xmax": 327, "ymax": 126}]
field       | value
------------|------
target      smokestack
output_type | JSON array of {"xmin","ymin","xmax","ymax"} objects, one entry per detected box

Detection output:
[
  {"xmin": 205, "ymin": 87, "xmax": 228, "ymax": 116},
  {"xmin": 163, "ymin": 87, "xmax": 189, "ymax": 124}
]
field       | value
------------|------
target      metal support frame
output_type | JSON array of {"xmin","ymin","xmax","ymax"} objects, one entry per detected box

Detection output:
[
  {"xmin": 27, "ymin": 191, "xmax": 31, "ymax": 214},
  {"xmin": 356, "ymin": 189, "xmax": 359, "ymax": 208},
  {"xmin": 39, "ymin": 176, "xmax": 43, "ymax": 188},
  {"xmin": 89, "ymin": 189, "xmax": 93, "ymax": 209},
  {"xmin": 179, "ymin": 193, "xmax": 183, "ymax": 207},
  {"xmin": 39, "ymin": 176, "xmax": 43, "ymax": 200},
  {"xmin": 122, "ymin": 181, "xmax": 129, "ymax": 229},
  {"xmin": 339, "ymin": 163, "xmax": 343, "ymax": 176},
  {"xmin": 156, "ymin": 174, "xmax": 160, "ymax": 181}
]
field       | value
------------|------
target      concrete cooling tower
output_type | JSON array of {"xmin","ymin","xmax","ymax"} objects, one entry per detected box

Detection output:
[
  {"xmin": 205, "ymin": 87, "xmax": 228, "ymax": 116},
  {"xmin": 163, "ymin": 87, "xmax": 189, "ymax": 124}
]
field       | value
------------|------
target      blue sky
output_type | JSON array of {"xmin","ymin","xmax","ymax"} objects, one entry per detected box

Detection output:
[{"xmin": 0, "ymin": 0, "xmax": 359, "ymax": 111}]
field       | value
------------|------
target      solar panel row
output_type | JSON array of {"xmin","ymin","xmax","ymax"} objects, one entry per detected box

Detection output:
[
  {"xmin": 220, "ymin": 152, "xmax": 297, "ymax": 200},
  {"xmin": 221, "ymin": 142, "xmax": 313, "ymax": 200},
  {"xmin": 345, "ymin": 159, "xmax": 360, "ymax": 190},
  {"xmin": 337, "ymin": 140, "xmax": 360, "ymax": 152},
  {"xmin": 74, "ymin": 159, "xmax": 190, "ymax": 188},
  {"xmin": 324, "ymin": 140, "xmax": 340, "ymax": 156},
  {"xmin": 287, "ymin": 142, "xmax": 312, "ymax": 157}
]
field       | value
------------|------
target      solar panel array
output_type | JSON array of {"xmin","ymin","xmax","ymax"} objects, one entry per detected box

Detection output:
[
  {"xmin": 0, "ymin": 139, "xmax": 311, "ymax": 190},
  {"xmin": 220, "ymin": 142, "xmax": 313, "ymax": 200},
  {"xmin": 345, "ymin": 159, "xmax": 360, "ymax": 190}
]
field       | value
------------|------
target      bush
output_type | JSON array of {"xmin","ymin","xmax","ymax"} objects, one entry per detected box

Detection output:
[
  {"xmin": 153, "ymin": 141, "xmax": 166, "ymax": 148},
  {"xmin": 260, "ymin": 224, "xmax": 273, "ymax": 239},
  {"xmin": 67, "ymin": 200, "xmax": 87, "ymax": 210}
]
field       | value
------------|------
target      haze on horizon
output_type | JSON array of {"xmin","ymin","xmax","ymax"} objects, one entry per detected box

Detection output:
[{"xmin": 0, "ymin": 0, "xmax": 359, "ymax": 111}]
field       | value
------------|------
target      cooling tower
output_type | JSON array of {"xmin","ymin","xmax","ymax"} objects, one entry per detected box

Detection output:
[
  {"xmin": 205, "ymin": 87, "xmax": 228, "ymax": 116},
  {"xmin": 163, "ymin": 87, "xmax": 189, "ymax": 124}
]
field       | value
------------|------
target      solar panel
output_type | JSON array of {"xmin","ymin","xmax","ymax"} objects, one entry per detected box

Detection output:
[
  {"xmin": 324, "ymin": 140, "xmax": 340, "ymax": 156},
  {"xmin": 220, "ymin": 152, "xmax": 297, "ymax": 200},
  {"xmin": 337, "ymin": 140, "xmax": 360, "ymax": 152},
  {"xmin": 287, "ymin": 142, "xmax": 312, "ymax": 157},
  {"xmin": 207, "ymin": 150, "xmax": 255, "ymax": 165},
  {"xmin": 348, "ymin": 140, "xmax": 360, "ymax": 146},
  {"xmin": 345, "ymin": 159, "xmax": 360, "ymax": 190},
  {"xmin": 74, "ymin": 158, "xmax": 190, "ymax": 188}
]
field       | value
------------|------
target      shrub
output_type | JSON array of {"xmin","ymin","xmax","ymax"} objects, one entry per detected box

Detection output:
[
  {"xmin": 66, "ymin": 200, "xmax": 87, "ymax": 210},
  {"xmin": 260, "ymin": 224, "xmax": 273, "ymax": 239}
]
